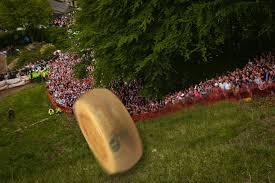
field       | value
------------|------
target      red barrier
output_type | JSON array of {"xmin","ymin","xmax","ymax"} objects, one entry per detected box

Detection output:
[
  {"xmin": 47, "ymin": 92, "xmax": 73, "ymax": 113},
  {"xmin": 47, "ymin": 83, "xmax": 275, "ymax": 122},
  {"xmin": 132, "ymin": 83, "xmax": 275, "ymax": 122}
]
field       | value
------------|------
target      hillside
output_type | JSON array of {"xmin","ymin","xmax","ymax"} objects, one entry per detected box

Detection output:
[{"xmin": 0, "ymin": 84, "xmax": 275, "ymax": 183}]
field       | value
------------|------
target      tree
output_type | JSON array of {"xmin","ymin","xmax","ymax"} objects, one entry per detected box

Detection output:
[
  {"xmin": 0, "ymin": 0, "xmax": 52, "ymax": 31},
  {"xmin": 77, "ymin": 0, "xmax": 275, "ymax": 98},
  {"xmin": 73, "ymin": 62, "xmax": 88, "ymax": 79}
]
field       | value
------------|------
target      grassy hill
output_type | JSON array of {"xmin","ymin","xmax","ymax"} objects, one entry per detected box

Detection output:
[{"xmin": 0, "ymin": 84, "xmax": 275, "ymax": 183}]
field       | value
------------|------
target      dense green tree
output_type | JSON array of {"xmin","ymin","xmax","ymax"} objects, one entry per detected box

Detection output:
[
  {"xmin": 73, "ymin": 62, "xmax": 88, "ymax": 79},
  {"xmin": 77, "ymin": 0, "xmax": 275, "ymax": 97},
  {"xmin": 0, "ymin": 0, "xmax": 52, "ymax": 31}
]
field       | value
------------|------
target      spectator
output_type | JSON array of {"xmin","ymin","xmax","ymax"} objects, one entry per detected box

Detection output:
[{"xmin": 48, "ymin": 51, "xmax": 275, "ymax": 116}]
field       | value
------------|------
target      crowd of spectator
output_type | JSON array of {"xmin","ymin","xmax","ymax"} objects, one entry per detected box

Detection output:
[
  {"xmin": 52, "ymin": 15, "xmax": 70, "ymax": 27},
  {"xmin": 47, "ymin": 52, "xmax": 92, "ymax": 108},
  {"xmin": 106, "ymin": 80, "xmax": 165, "ymax": 115},
  {"xmin": 52, "ymin": 11, "xmax": 75, "ymax": 27},
  {"xmin": 162, "ymin": 53, "xmax": 274, "ymax": 104},
  {"xmin": 47, "ymin": 51, "xmax": 275, "ymax": 116},
  {"xmin": 24, "ymin": 61, "xmax": 48, "ymax": 72},
  {"xmin": 107, "ymin": 53, "xmax": 275, "ymax": 116}
]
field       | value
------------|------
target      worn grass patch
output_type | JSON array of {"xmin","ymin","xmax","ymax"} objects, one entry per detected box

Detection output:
[{"xmin": 0, "ymin": 84, "xmax": 275, "ymax": 183}]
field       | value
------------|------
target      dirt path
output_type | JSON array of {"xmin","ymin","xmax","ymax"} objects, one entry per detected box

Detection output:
[{"xmin": 0, "ymin": 83, "xmax": 34, "ymax": 100}]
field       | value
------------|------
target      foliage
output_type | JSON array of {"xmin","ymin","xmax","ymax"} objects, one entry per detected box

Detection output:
[
  {"xmin": 0, "ymin": 31, "xmax": 28, "ymax": 48},
  {"xmin": 77, "ymin": 0, "xmax": 275, "ymax": 97},
  {"xmin": 73, "ymin": 48, "xmax": 94, "ymax": 79},
  {"xmin": 0, "ymin": 0, "xmax": 52, "ymax": 44},
  {"xmin": 73, "ymin": 62, "xmax": 88, "ymax": 79},
  {"xmin": 0, "ymin": 31, "xmax": 16, "ymax": 48},
  {"xmin": 0, "ymin": 86, "xmax": 275, "ymax": 182},
  {"xmin": 16, "ymin": 43, "xmax": 55, "ymax": 68},
  {"xmin": 0, "ymin": 0, "xmax": 52, "ymax": 31},
  {"xmin": 40, "ymin": 43, "xmax": 56, "ymax": 61},
  {"xmin": 80, "ymin": 49, "xmax": 94, "ymax": 65},
  {"xmin": 16, "ymin": 49, "xmax": 41, "ymax": 68},
  {"xmin": 42, "ymin": 27, "xmax": 71, "ymax": 50},
  {"xmin": 66, "ymin": 28, "xmax": 82, "ymax": 52}
]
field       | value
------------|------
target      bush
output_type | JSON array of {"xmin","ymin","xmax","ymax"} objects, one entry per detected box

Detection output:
[
  {"xmin": 0, "ymin": 32, "xmax": 14, "ymax": 48},
  {"xmin": 40, "ymin": 43, "xmax": 56, "ymax": 60},
  {"xmin": 16, "ymin": 49, "xmax": 41, "ymax": 68},
  {"xmin": 0, "ymin": 31, "xmax": 26, "ymax": 48},
  {"xmin": 16, "ymin": 42, "xmax": 56, "ymax": 68},
  {"xmin": 73, "ymin": 62, "xmax": 88, "ymax": 79},
  {"xmin": 42, "ymin": 27, "xmax": 70, "ymax": 49}
]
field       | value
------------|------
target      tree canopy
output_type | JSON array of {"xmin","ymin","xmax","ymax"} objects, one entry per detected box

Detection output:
[
  {"xmin": 77, "ymin": 0, "xmax": 275, "ymax": 97},
  {"xmin": 0, "ymin": 0, "xmax": 52, "ymax": 31}
]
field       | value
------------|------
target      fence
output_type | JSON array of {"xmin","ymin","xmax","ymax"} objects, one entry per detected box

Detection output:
[
  {"xmin": 47, "ymin": 83, "xmax": 275, "ymax": 122},
  {"xmin": 0, "ymin": 76, "xmax": 30, "ymax": 91}
]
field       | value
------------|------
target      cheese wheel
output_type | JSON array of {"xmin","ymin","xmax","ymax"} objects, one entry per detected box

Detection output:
[{"xmin": 73, "ymin": 88, "xmax": 143, "ymax": 174}]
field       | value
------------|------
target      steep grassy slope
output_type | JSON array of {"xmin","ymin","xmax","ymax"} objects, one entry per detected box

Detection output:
[{"xmin": 0, "ymin": 84, "xmax": 274, "ymax": 182}]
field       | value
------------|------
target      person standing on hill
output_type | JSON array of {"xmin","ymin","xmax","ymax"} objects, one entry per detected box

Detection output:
[{"xmin": 8, "ymin": 108, "xmax": 15, "ymax": 121}]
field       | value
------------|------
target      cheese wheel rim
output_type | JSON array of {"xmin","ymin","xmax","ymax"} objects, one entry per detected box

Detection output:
[
  {"xmin": 73, "ymin": 88, "xmax": 143, "ymax": 174},
  {"xmin": 74, "ymin": 102, "xmax": 111, "ymax": 167}
]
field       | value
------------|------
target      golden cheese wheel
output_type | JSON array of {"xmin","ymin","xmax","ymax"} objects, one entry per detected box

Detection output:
[{"xmin": 73, "ymin": 88, "xmax": 143, "ymax": 174}]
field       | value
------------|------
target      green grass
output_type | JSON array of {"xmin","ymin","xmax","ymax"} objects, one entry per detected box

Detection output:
[{"xmin": 0, "ymin": 84, "xmax": 275, "ymax": 183}]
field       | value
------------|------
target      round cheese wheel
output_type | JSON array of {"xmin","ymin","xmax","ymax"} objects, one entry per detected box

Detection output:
[{"xmin": 73, "ymin": 88, "xmax": 143, "ymax": 174}]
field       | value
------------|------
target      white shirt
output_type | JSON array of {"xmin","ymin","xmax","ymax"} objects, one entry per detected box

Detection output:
[
  {"xmin": 254, "ymin": 77, "xmax": 262, "ymax": 85},
  {"xmin": 219, "ymin": 82, "xmax": 224, "ymax": 90},
  {"xmin": 224, "ymin": 82, "xmax": 231, "ymax": 90}
]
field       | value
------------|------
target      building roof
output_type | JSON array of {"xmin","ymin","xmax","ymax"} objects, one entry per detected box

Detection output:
[{"xmin": 48, "ymin": 0, "xmax": 71, "ymax": 16}]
